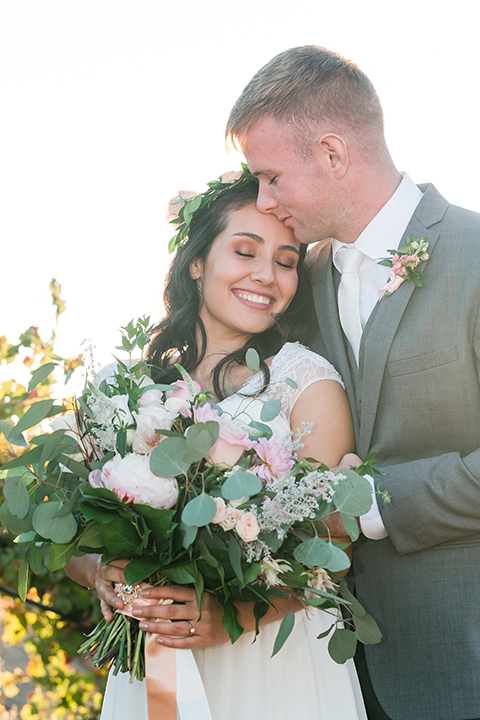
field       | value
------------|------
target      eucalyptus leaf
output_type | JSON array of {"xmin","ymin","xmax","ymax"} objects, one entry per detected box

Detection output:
[
  {"xmin": 339, "ymin": 512, "xmax": 360, "ymax": 542},
  {"xmin": 180, "ymin": 521, "xmax": 198, "ymax": 549},
  {"xmin": 14, "ymin": 400, "xmax": 55, "ymax": 436},
  {"xmin": 18, "ymin": 558, "xmax": 29, "ymax": 602},
  {"xmin": 247, "ymin": 420, "xmax": 272, "ymax": 439},
  {"xmin": 150, "ymin": 437, "xmax": 189, "ymax": 478},
  {"xmin": 182, "ymin": 494, "xmax": 217, "ymax": 527},
  {"xmin": 27, "ymin": 362, "xmax": 57, "ymax": 393},
  {"xmin": 222, "ymin": 471, "xmax": 262, "ymax": 501},
  {"xmin": 26, "ymin": 543, "xmax": 44, "ymax": 575},
  {"xmin": 0, "ymin": 420, "xmax": 27, "ymax": 448},
  {"xmin": 271, "ymin": 609, "xmax": 295, "ymax": 657},
  {"xmin": 317, "ymin": 624, "xmax": 335, "ymax": 640},
  {"xmin": 293, "ymin": 536, "xmax": 331, "ymax": 567},
  {"xmin": 0, "ymin": 501, "xmax": 35, "ymax": 534},
  {"xmin": 56, "ymin": 454, "xmax": 90, "ymax": 479},
  {"xmin": 338, "ymin": 578, "xmax": 366, "ymax": 619},
  {"xmin": 4, "ymin": 476, "xmax": 31, "ymax": 519},
  {"xmin": 260, "ymin": 399, "xmax": 281, "ymax": 422},
  {"xmin": 323, "ymin": 543, "xmax": 351, "ymax": 573},
  {"xmin": 245, "ymin": 348, "xmax": 260, "ymax": 373},
  {"xmin": 285, "ymin": 377, "xmax": 298, "ymax": 389},
  {"xmin": 353, "ymin": 613, "xmax": 382, "ymax": 645},
  {"xmin": 32, "ymin": 502, "xmax": 77, "ymax": 544},
  {"xmin": 331, "ymin": 469, "xmax": 373, "ymax": 516},
  {"xmin": 183, "ymin": 426, "xmax": 215, "ymax": 464},
  {"xmin": 14, "ymin": 531, "xmax": 37, "ymax": 544},
  {"xmin": 328, "ymin": 628, "xmax": 357, "ymax": 664}
]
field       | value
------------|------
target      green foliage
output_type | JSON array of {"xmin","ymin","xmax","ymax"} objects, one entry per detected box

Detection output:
[{"xmin": 0, "ymin": 282, "xmax": 105, "ymax": 719}]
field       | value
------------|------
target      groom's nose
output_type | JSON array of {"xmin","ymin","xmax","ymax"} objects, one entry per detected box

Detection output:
[{"xmin": 256, "ymin": 181, "xmax": 278, "ymax": 214}]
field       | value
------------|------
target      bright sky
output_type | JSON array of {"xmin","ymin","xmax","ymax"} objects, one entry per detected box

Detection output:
[{"xmin": 2, "ymin": 0, "xmax": 479, "ymax": 380}]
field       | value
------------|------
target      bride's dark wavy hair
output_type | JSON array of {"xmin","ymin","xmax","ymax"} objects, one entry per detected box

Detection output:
[{"xmin": 147, "ymin": 178, "xmax": 316, "ymax": 399}]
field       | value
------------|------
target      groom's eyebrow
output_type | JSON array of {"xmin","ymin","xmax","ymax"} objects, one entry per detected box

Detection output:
[{"xmin": 233, "ymin": 232, "xmax": 299, "ymax": 254}]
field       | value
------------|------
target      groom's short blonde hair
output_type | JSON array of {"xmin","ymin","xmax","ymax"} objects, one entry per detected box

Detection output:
[{"xmin": 226, "ymin": 46, "xmax": 384, "ymax": 151}]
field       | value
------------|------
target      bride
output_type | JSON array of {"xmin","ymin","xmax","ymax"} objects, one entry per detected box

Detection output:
[{"xmin": 67, "ymin": 170, "xmax": 366, "ymax": 720}]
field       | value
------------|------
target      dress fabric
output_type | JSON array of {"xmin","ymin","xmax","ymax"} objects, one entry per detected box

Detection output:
[{"xmin": 100, "ymin": 343, "xmax": 367, "ymax": 720}]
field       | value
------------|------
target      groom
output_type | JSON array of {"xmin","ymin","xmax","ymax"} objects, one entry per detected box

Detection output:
[{"xmin": 227, "ymin": 46, "xmax": 480, "ymax": 720}]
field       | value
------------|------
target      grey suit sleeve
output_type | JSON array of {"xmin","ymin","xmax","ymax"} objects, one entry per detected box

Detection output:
[{"xmin": 378, "ymin": 308, "xmax": 480, "ymax": 555}]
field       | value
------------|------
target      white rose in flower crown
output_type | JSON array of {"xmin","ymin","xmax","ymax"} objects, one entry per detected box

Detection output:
[
  {"xmin": 89, "ymin": 453, "xmax": 178, "ymax": 509},
  {"xmin": 132, "ymin": 404, "xmax": 176, "ymax": 454},
  {"xmin": 235, "ymin": 512, "xmax": 260, "ymax": 542},
  {"xmin": 219, "ymin": 506, "xmax": 243, "ymax": 532}
]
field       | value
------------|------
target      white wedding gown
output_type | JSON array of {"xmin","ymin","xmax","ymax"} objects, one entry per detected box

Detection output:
[{"xmin": 100, "ymin": 343, "xmax": 367, "ymax": 720}]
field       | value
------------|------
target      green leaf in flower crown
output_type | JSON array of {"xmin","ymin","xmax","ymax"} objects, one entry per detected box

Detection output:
[
  {"xmin": 353, "ymin": 613, "xmax": 382, "ymax": 645},
  {"xmin": 271, "ymin": 609, "xmax": 295, "ymax": 657},
  {"xmin": 245, "ymin": 348, "xmax": 260, "ymax": 373},
  {"xmin": 18, "ymin": 559, "xmax": 29, "ymax": 602},
  {"xmin": 124, "ymin": 557, "xmax": 162, "ymax": 585},
  {"xmin": 331, "ymin": 469, "xmax": 373, "ymax": 516},
  {"xmin": 323, "ymin": 543, "xmax": 351, "ymax": 573},
  {"xmin": 182, "ymin": 493, "xmax": 217, "ymax": 527},
  {"xmin": 222, "ymin": 471, "xmax": 262, "ymax": 501},
  {"xmin": 260, "ymin": 399, "xmax": 281, "ymax": 422},
  {"xmin": 150, "ymin": 437, "xmax": 189, "ymax": 477},
  {"xmin": 27, "ymin": 362, "xmax": 57, "ymax": 393},
  {"xmin": 4, "ymin": 476, "xmax": 31, "ymax": 519},
  {"xmin": 48, "ymin": 539, "xmax": 79, "ymax": 572},
  {"xmin": 293, "ymin": 535, "xmax": 331, "ymax": 567},
  {"xmin": 32, "ymin": 502, "xmax": 77, "ymax": 544},
  {"xmin": 328, "ymin": 628, "xmax": 357, "ymax": 664},
  {"xmin": 0, "ymin": 501, "xmax": 35, "ymax": 535}
]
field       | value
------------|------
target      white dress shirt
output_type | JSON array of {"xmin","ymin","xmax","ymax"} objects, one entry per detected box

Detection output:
[{"xmin": 333, "ymin": 173, "xmax": 423, "ymax": 539}]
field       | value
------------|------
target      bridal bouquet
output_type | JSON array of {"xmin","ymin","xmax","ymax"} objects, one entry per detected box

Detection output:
[{"xmin": 0, "ymin": 319, "xmax": 381, "ymax": 682}]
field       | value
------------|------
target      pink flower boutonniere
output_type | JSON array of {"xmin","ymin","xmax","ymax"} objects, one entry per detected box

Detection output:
[{"xmin": 378, "ymin": 235, "xmax": 430, "ymax": 300}]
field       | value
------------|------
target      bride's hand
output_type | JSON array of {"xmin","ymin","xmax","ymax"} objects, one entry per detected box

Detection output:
[
  {"xmin": 134, "ymin": 585, "xmax": 230, "ymax": 649},
  {"xmin": 65, "ymin": 555, "xmax": 129, "ymax": 622}
]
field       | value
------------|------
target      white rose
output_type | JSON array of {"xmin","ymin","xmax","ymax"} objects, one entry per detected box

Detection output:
[
  {"xmin": 235, "ymin": 512, "xmax": 260, "ymax": 542},
  {"xmin": 96, "ymin": 453, "xmax": 178, "ymax": 509},
  {"xmin": 211, "ymin": 497, "xmax": 227, "ymax": 524},
  {"xmin": 132, "ymin": 405, "xmax": 176, "ymax": 454},
  {"xmin": 219, "ymin": 506, "xmax": 243, "ymax": 532},
  {"xmin": 164, "ymin": 396, "xmax": 190, "ymax": 414}
]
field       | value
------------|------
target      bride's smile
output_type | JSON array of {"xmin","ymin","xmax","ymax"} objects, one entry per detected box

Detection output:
[{"xmin": 189, "ymin": 204, "xmax": 301, "ymax": 348}]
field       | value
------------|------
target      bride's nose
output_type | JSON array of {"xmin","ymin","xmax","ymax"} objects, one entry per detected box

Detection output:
[{"xmin": 250, "ymin": 257, "xmax": 277, "ymax": 285}]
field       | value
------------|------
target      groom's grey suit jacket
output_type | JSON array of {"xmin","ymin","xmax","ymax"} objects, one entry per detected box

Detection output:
[{"xmin": 309, "ymin": 184, "xmax": 480, "ymax": 720}]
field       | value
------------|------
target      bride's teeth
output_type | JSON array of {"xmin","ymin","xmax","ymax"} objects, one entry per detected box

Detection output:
[{"xmin": 238, "ymin": 292, "xmax": 271, "ymax": 305}]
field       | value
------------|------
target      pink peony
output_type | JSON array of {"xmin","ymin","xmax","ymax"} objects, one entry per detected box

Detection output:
[
  {"xmin": 89, "ymin": 453, "xmax": 178, "ymax": 509},
  {"xmin": 169, "ymin": 379, "xmax": 202, "ymax": 401},
  {"xmin": 208, "ymin": 417, "xmax": 256, "ymax": 468},
  {"xmin": 112, "ymin": 487, "xmax": 136, "ymax": 504},
  {"xmin": 254, "ymin": 436, "xmax": 295, "ymax": 485}
]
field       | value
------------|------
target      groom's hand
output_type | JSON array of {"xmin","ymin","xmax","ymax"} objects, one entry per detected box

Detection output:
[{"xmin": 324, "ymin": 453, "xmax": 364, "ymax": 537}]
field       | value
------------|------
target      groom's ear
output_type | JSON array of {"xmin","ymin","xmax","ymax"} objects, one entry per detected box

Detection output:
[
  {"xmin": 189, "ymin": 259, "xmax": 203, "ymax": 280},
  {"xmin": 315, "ymin": 134, "xmax": 349, "ymax": 180}
]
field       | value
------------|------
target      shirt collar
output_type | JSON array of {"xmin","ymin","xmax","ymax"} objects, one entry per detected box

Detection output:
[{"xmin": 332, "ymin": 173, "xmax": 423, "ymax": 264}]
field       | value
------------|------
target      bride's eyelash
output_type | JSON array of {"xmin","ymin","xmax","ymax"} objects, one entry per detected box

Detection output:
[{"xmin": 235, "ymin": 250, "xmax": 254, "ymax": 258}]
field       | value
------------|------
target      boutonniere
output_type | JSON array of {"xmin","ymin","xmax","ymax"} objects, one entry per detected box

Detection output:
[{"xmin": 378, "ymin": 235, "xmax": 430, "ymax": 300}]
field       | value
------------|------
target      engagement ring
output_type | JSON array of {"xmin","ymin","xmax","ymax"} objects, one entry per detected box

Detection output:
[
  {"xmin": 116, "ymin": 583, "xmax": 142, "ymax": 604},
  {"xmin": 188, "ymin": 622, "xmax": 196, "ymax": 635}
]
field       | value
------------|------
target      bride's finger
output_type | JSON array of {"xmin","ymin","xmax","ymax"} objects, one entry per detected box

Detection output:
[
  {"xmin": 139, "ymin": 586, "xmax": 196, "ymax": 603},
  {"xmin": 138, "ymin": 620, "xmax": 196, "ymax": 637},
  {"xmin": 133, "ymin": 602, "xmax": 198, "ymax": 622}
]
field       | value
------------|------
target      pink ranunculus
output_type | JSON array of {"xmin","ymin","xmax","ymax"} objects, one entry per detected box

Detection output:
[
  {"xmin": 254, "ymin": 436, "xmax": 295, "ymax": 485},
  {"xmin": 235, "ymin": 512, "xmax": 260, "ymax": 542},
  {"xmin": 166, "ymin": 190, "xmax": 198, "ymax": 222},
  {"xmin": 97, "ymin": 453, "xmax": 178, "ymax": 509},
  {"xmin": 169, "ymin": 379, "xmax": 202, "ymax": 401},
  {"xmin": 132, "ymin": 404, "xmax": 176, "ymax": 455},
  {"xmin": 207, "ymin": 417, "xmax": 256, "ymax": 468},
  {"xmin": 193, "ymin": 402, "xmax": 219, "ymax": 424}
]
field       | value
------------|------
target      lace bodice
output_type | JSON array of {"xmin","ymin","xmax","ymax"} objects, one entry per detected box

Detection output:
[{"xmin": 218, "ymin": 342, "xmax": 344, "ymax": 438}]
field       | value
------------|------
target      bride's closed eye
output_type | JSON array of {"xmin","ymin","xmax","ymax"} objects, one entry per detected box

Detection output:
[{"xmin": 235, "ymin": 250, "xmax": 254, "ymax": 258}]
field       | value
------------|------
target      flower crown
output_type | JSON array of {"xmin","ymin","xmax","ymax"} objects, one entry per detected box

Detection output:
[{"xmin": 166, "ymin": 164, "xmax": 257, "ymax": 254}]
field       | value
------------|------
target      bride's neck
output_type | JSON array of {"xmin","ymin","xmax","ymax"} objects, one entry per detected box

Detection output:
[{"xmin": 189, "ymin": 328, "xmax": 253, "ymax": 396}]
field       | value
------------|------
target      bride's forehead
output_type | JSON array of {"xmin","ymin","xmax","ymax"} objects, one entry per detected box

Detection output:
[{"xmin": 219, "ymin": 206, "xmax": 298, "ymax": 246}]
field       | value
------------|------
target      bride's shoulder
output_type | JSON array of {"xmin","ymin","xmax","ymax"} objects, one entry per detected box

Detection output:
[{"xmin": 270, "ymin": 342, "xmax": 344, "ymax": 389}]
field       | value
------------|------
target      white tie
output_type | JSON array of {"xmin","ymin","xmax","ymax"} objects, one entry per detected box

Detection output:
[{"xmin": 336, "ymin": 246, "xmax": 365, "ymax": 363}]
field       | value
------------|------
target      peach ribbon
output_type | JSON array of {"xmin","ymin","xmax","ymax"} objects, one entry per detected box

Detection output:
[{"xmin": 115, "ymin": 584, "xmax": 212, "ymax": 720}]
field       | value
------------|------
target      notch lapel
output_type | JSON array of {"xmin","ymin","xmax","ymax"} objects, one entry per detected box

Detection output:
[{"xmin": 357, "ymin": 185, "xmax": 447, "ymax": 457}]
